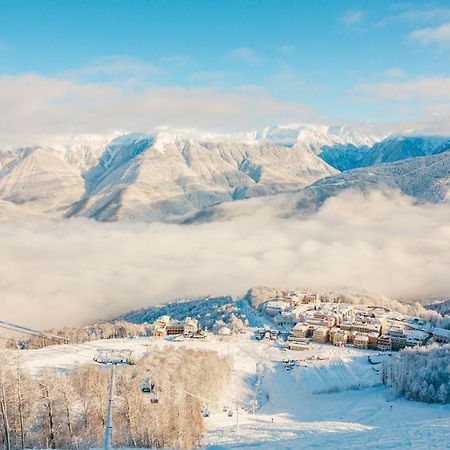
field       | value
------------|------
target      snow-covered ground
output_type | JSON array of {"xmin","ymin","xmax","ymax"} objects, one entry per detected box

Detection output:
[{"xmin": 21, "ymin": 332, "xmax": 450, "ymax": 449}]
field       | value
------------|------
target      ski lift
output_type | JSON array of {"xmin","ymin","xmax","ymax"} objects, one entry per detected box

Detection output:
[
  {"xmin": 93, "ymin": 349, "xmax": 134, "ymax": 365},
  {"xmin": 201, "ymin": 404, "xmax": 210, "ymax": 417},
  {"xmin": 150, "ymin": 392, "xmax": 160, "ymax": 404},
  {"xmin": 227, "ymin": 409, "xmax": 233, "ymax": 417},
  {"xmin": 141, "ymin": 377, "xmax": 160, "ymax": 403},
  {"xmin": 141, "ymin": 378, "xmax": 155, "ymax": 393}
]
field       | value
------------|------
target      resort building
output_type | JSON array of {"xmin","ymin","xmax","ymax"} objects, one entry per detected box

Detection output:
[
  {"xmin": 378, "ymin": 335, "xmax": 392, "ymax": 351},
  {"xmin": 354, "ymin": 333, "xmax": 369, "ymax": 349},
  {"xmin": 312, "ymin": 326, "xmax": 329, "ymax": 343},
  {"xmin": 333, "ymin": 330, "xmax": 348, "ymax": 346}
]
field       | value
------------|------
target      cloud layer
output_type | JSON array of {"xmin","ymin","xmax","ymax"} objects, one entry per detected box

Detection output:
[
  {"xmin": 0, "ymin": 74, "xmax": 313, "ymax": 147},
  {"xmin": 1, "ymin": 190, "xmax": 449, "ymax": 329}
]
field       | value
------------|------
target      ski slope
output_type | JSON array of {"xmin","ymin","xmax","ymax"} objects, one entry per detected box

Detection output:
[{"xmin": 20, "ymin": 332, "xmax": 450, "ymax": 449}]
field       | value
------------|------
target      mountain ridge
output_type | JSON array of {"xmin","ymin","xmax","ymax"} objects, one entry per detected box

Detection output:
[{"xmin": 0, "ymin": 124, "xmax": 449, "ymax": 222}]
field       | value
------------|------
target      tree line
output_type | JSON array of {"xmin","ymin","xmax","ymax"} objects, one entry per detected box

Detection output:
[
  {"xmin": 0, "ymin": 348, "xmax": 232, "ymax": 449},
  {"xmin": 381, "ymin": 344, "xmax": 450, "ymax": 404},
  {"xmin": 5, "ymin": 321, "xmax": 153, "ymax": 350}
]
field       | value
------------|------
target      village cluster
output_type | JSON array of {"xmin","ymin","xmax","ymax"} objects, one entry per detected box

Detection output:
[
  {"xmin": 141, "ymin": 291, "xmax": 449, "ymax": 355},
  {"xmin": 262, "ymin": 291, "xmax": 450, "ymax": 351}
]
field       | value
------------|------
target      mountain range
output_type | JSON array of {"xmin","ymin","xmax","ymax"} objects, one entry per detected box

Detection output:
[{"xmin": 0, "ymin": 124, "xmax": 449, "ymax": 222}]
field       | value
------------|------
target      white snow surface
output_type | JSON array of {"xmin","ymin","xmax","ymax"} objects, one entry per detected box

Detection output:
[{"xmin": 21, "ymin": 333, "xmax": 450, "ymax": 449}]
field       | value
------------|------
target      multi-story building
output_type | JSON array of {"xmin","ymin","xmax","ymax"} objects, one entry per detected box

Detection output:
[
  {"xmin": 368, "ymin": 332, "xmax": 380, "ymax": 349},
  {"xmin": 378, "ymin": 335, "xmax": 392, "ymax": 351},
  {"xmin": 265, "ymin": 300, "xmax": 289, "ymax": 317},
  {"xmin": 152, "ymin": 315, "xmax": 171, "ymax": 337},
  {"xmin": 347, "ymin": 330, "xmax": 358, "ymax": 345},
  {"xmin": 292, "ymin": 323, "xmax": 312, "ymax": 339},
  {"xmin": 328, "ymin": 326, "xmax": 340, "ymax": 342},
  {"xmin": 333, "ymin": 330, "xmax": 348, "ymax": 346},
  {"xmin": 183, "ymin": 317, "xmax": 199, "ymax": 334},
  {"xmin": 287, "ymin": 341, "xmax": 310, "ymax": 351},
  {"xmin": 432, "ymin": 328, "xmax": 450, "ymax": 344},
  {"xmin": 354, "ymin": 333, "xmax": 369, "ymax": 349},
  {"xmin": 300, "ymin": 292, "xmax": 319, "ymax": 304},
  {"xmin": 351, "ymin": 321, "xmax": 381, "ymax": 334},
  {"xmin": 312, "ymin": 326, "xmax": 329, "ymax": 343},
  {"xmin": 153, "ymin": 316, "xmax": 198, "ymax": 337},
  {"xmin": 389, "ymin": 329, "xmax": 407, "ymax": 350}
]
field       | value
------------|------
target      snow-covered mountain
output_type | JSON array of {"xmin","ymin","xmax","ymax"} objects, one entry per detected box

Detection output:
[
  {"xmin": 184, "ymin": 150, "xmax": 450, "ymax": 223},
  {"xmin": 0, "ymin": 127, "xmax": 343, "ymax": 221},
  {"xmin": 299, "ymin": 150, "xmax": 450, "ymax": 207},
  {"xmin": 319, "ymin": 134, "xmax": 450, "ymax": 171},
  {"xmin": 66, "ymin": 134, "xmax": 338, "ymax": 222},
  {"xmin": 257, "ymin": 123, "xmax": 383, "ymax": 152},
  {"xmin": 1, "ymin": 125, "xmax": 448, "ymax": 222},
  {"xmin": 0, "ymin": 147, "xmax": 85, "ymax": 218}
]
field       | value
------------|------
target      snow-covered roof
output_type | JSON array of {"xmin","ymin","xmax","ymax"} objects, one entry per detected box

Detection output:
[
  {"xmin": 266, "ymin": 300, "xmax": 289, "ymax": 309},
  {"xmin": 431, "ymin": 327, "xmax": 450, "ymax": 339},
  {"xmin": 355, "ymin": 334, "xmax": 369, "ymax": 342},
  {"xmin": 293, "ymin": 322, "xmax": 310, "ymax": 330}
]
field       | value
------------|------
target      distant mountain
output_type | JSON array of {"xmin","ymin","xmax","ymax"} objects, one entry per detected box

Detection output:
[
  {"xmin": 66, "ymin": 134, "xmax": 338, "ymax": 222},
  {"xmin": 257, "ymin": 123, "xmax": 383, "ymax": 153},
  {"xmin": 300, "ymin": 149, "xmax": 450, "ymax": 208},
  {"xmin": 184, "ymin": 150, "xmax": 450, "ymax": 224},
  {"xmin": 1, "ymin": 125, "xmax": 448, "ymax": 222},
  {"xmin": 0, "ymin": 147, "xmax": 84, "ymax": 218},
  {"xmin": 318, "ymin": 144, "xmax": 372, "ymax": 171},
  {"xmin": 319, "ymin": 135, "xmax": 450, "ymax": 171},
  {"xmin": 0, "ymin": 126, "xmax": 344, "ymax": 221}
]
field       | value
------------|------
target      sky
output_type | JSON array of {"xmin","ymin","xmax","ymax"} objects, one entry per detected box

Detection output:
[{"xmin": 1, "ymin": 0, "xmax": 450, "ymax": 143}]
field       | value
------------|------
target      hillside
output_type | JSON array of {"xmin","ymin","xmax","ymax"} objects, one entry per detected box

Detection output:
[
  {"xmin": 319, "ymin": 135, "xmax": 450, "ymax": 171},
  {"xmin": 185, "ymin": 151, "xmax": 450, "ymax": 223}
]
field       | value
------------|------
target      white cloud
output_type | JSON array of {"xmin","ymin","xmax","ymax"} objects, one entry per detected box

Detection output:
[
  {"xmin": 0, "ymin": 74, "xmax": 314, "ymax": 146},
  {"xmin": 410, "ymin": 22, "xmax": 450, "ymax": 48},
  {"xmin": 1, "ymin": 190, "xmax": 449, "ymax": 328},
  {"xmin": 65, "ymin": 55, "xmax": 161, "ymax": 80},
  {"xmin": 187, "ymin": 71, "xmax": 227, "ymax": 83},
  {"xmin": 266, "ymin": 70, "xmax": 323, "ymax": 96},
  {"xmin": 341, "ymin": 9, "xmax": 365, "ymax": 26},
  {"xmin": 351, "ymin": 76, "xmax": 450, "ymax": 131},
  {"xmin": 161, "ymin": 55, "xmax": 193, "ymax": 67},
  {"xmin": 377, "ymin": 7, "xmax": 450, "ymax": 27},
  {"xmin": 382, "ymin": 67, "xmax": 406, "ymax": 78},
  {"xmin": 227, "ymin": 47, "xmax": 259, "ymax": 65},
  {"xmin": 278, "ymin": 44, "xmax": 296, "ymax": 54},
  {"xmin": 354, "ymin": 76, "xmax": 450, "ymax": 102}
]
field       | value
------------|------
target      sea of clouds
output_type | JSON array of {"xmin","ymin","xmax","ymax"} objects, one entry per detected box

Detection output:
[{"xmin": 1, "ymin": 190, "xmax": 449, "ymax": 328}]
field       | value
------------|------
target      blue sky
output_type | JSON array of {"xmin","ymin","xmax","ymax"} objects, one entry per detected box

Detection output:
[{"xmin": 1, "ymin": 0, "xmax": 450, "ymax": 144}]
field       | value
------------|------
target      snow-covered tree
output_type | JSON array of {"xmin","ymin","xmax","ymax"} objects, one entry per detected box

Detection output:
[{"xmin": 382, "ymin": 344, "xmax": 450, "ymax": 403}]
